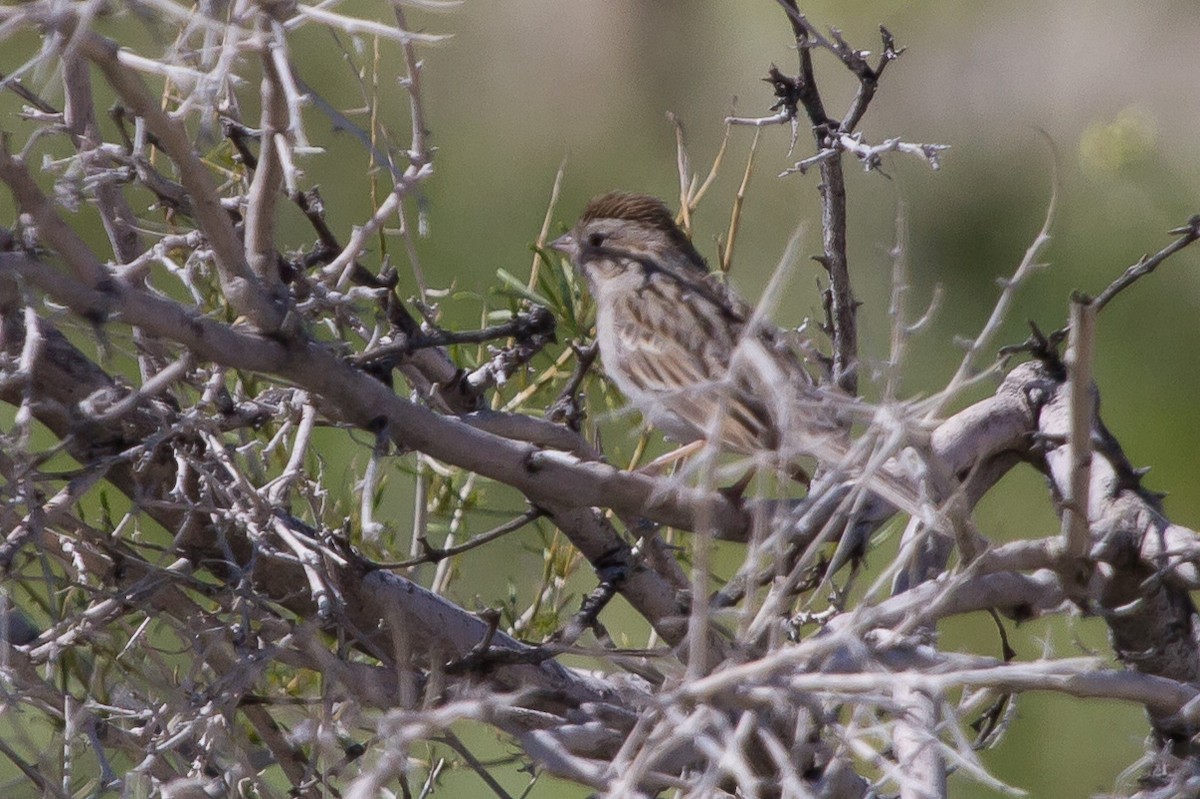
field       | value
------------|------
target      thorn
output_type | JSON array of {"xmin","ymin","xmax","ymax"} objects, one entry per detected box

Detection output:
[{"xmin": 1167, "ymin": 214, "xmax": 1200, "ymax": 235}]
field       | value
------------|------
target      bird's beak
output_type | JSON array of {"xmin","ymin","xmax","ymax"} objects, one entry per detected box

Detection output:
[{"xmin": 549, "ymin": 233, "xmax": 577, "ymax": 259}]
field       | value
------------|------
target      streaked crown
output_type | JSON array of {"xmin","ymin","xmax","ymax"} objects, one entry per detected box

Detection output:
[
  {"xmin": 579, "ymin": 192, "xmax": 677, "ymax": 230},
  {"xmin": 575, "ymin": 192, "xmax": 708, "ymax": 275}
]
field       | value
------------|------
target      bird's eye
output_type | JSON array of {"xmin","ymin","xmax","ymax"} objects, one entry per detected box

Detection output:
[{"xmin": 587, "ymin": 232, "xmax": 607, "ymax": 248}]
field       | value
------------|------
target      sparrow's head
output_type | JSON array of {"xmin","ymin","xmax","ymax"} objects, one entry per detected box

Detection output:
[{"xmin": 550, "ymin": 192, "xmax": 708, "ymax": 284}]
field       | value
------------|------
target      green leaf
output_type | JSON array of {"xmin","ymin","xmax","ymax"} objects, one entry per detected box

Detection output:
[
  {"xmin": 495, "ymin": 268, "xmax": 552, "ymax": 307},
  {"xmin": 551, "ymin": 256, "xmax": 577, "ymax": 330}
]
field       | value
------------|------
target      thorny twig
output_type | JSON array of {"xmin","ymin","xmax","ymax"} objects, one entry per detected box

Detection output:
[
  {"xmin": 352, "ymin": 306, "xmax": 556, "ymax": 366},
  {"xmin": 377, "ymin": 509, "xmax": 544, "ymax": 568},
  {"xmin": 728, "ymin": 8, "xmax": 935, "ymax": 399},
  {"xmin": 546, "ymin": 340, "xmax": 598, "ymax": 432},
  {"xmin": 1093, "ymin": 214, "xmax": 1200, "ymax": 312}
]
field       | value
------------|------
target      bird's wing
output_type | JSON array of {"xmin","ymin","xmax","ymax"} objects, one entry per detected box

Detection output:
[{"xmin": 609, "ymin": 280, "xmax": 777, "ymax": 452}]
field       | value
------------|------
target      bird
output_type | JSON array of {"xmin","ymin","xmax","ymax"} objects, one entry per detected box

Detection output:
[{"xmin": 549, "ymin": 191, "xmax": 841, "ymax": 479}]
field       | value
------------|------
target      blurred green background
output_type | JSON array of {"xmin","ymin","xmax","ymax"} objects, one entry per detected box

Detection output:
[{"xmin": 2, "ymin": 0, "xmax": 1199, "ymax": 796}]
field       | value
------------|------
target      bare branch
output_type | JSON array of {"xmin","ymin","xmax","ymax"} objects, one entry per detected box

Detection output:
[
  {"xmin": 74, "ymin": 30, "xmax": 288, "ymax": 332},
  {"xmin": 1093, "ymin": 214, "xmax": 1200, "ymax": 313}
]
